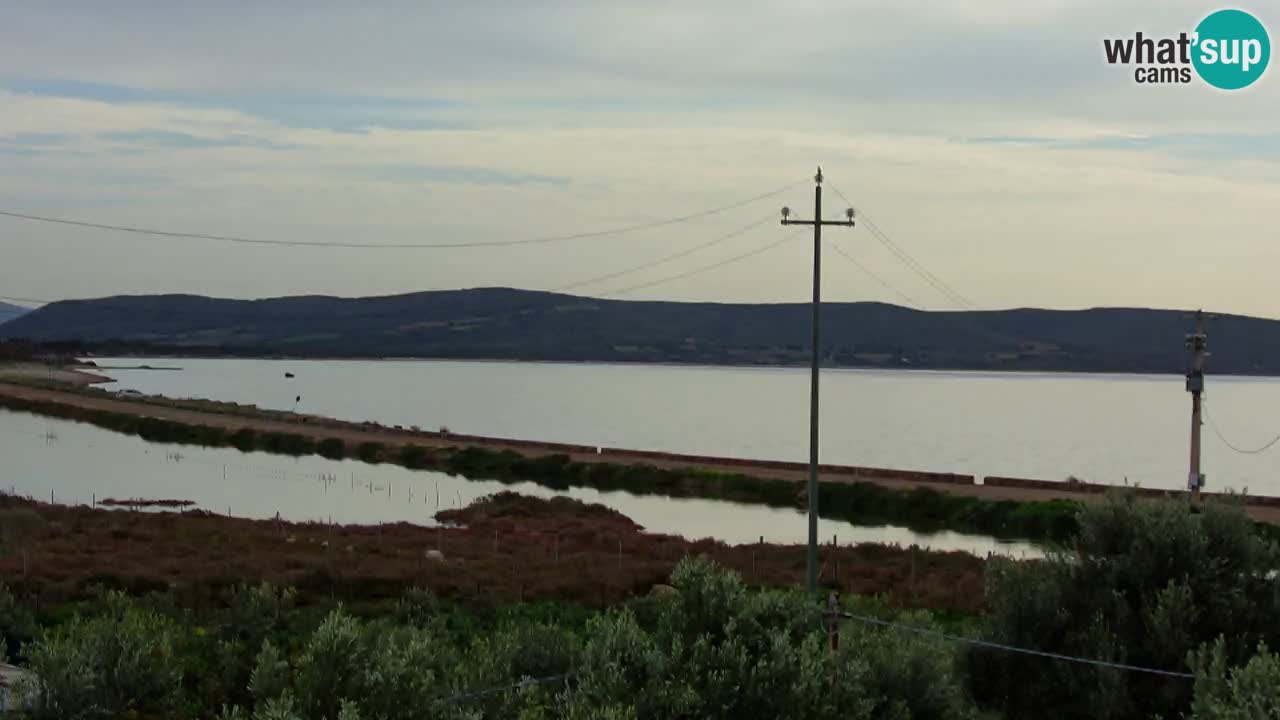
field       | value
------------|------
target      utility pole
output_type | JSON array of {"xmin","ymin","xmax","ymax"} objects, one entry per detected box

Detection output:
[
  {"xmin": 781, "ymin": 167, "xmax": 855, "ymax": 594},
  {"xmin": 1185, "ymin": 310, "xmax": 1208, "ymax": 503}
]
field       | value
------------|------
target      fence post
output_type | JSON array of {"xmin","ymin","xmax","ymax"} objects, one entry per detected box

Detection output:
[
  {"xmin": 827, "ymin": 591, "xmax": 840, "ymax": 653},
  {"xmin": 910, "ymin": 546, "xmax": 918, "ymax": 602}
]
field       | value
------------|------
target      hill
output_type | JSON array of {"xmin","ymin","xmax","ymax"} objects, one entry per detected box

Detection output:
[
  {"xmin": 0, "ymin": 287, "xmax": 1272, "ymax": 374},
  {"xmin": 0, "ymin": 301, "xmax": 30, "ymax": 326}
]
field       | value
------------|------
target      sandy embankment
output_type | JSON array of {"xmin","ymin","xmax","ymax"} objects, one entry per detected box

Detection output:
[
  {"xmin": 2, "ymin": 377, "xmax": 1278, "ymax": 525},
  {"xmin": 0, "ymin": 362, "xmax": 112, "ymax": 386}
]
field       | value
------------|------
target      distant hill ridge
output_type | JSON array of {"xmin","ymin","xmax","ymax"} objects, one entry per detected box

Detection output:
[
  {"xmin": 0, "ymin": 301, "xmax": 30, "ymax": 325},
  {"xmin": 1, "ymin": 287, "xmax": 1275, "ymax": 374}
]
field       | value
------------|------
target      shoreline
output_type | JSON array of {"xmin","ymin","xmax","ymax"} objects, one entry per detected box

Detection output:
[
  {"xmin": 80, "ymin": 352, "xmax": 1280, "ymax": 381},
  {"xmin": 0, "ymin": 362, "xmax": 113, "ymax": 386},
  {"xmin": 2, "ymin": 377, "xmax": 1278, "ymax": 528}
]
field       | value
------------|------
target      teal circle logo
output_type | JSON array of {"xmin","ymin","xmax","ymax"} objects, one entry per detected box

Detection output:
[{"xmin": 1192, "ymin": 9, "xmax": 1270, "ymax": 89}]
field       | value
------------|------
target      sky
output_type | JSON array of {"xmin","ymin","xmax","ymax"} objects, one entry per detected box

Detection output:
[{"xmin": 2, "ymin": 1, "xmax": 1279, "ymax": 316}]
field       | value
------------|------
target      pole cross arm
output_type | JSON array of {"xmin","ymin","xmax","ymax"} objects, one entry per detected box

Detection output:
[{"xmin": 782, "ymin": 218, "xmax": 855, "ymax": 227}]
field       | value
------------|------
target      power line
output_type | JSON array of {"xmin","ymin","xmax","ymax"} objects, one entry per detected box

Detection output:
[
  {"xmin": 835, "ymin": 611, "xmax": 1194, "ymax": 679},
  {"xmin": 0, "ymin": 180, "xmax": 805, "ymax": 251},
  {"xmin": 598, "ymin": 230, "xmax": 800, "ymax": 297},
  {"xmin": 863, "ymin": 218, "xmax": 975, "ymax": 309},
  {"xmin": 0, "ymin": 228, "xmax": 796, "ymax": 315},
  {"xmin": 827, "ymin": 185, "xmax": 976, "ymax": 309},
  {"xmin": 0, "ymin": 221, "xmax": 793, "ymax": 311},
  {"xmin": 1204, "ymin": 403, "xmax": 1280, "ymax": 455},
  {"xmin": 825, "ymin": 240, "xmax": 922, "ymax": 309},
  {"xmin": 554, "ymin": 215, "xmax": 775, "ymax": 293},
  {"xmin": 4, "ymin": 216, "xmax": 778, "ymax": 311}
]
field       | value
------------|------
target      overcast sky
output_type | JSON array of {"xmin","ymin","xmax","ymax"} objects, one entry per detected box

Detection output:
[{"xmin": 1, "ymin": 1, "xmax": 1278, "ymax": 316}]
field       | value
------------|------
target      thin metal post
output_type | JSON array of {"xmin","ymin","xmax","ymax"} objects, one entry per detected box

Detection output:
[{"xmin": 1186, "ymin": 310, "xmax": 1208, "ymax": 503}]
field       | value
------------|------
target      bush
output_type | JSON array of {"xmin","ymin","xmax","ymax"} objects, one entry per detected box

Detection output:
[
  {"xmin": 0, "ymin": 580, "xmax": 35, "ymax": 662},
  {"xmin": 356, "ymin": 442, "xmax": 386, "ymax": 463},
  {"xmin": 199, "ymin": 559, "xmax": 976, "ymax": 719},
  {"xmin": 567, "ymin": 557, "xmax": 975, "ymax": 720},
  {"xmin": 970, "ymin": 493, "xmax": 1280, "ymax": 720},
  {"xmin": 230, "ymin": 428, "xmax": 258, "ymax": 451},
  {"xmin": 398, "ymin": 444, "xmax": 434, "ymax": 469},
  {"xmin": 236, "ymin": 608, "xmax": 462, "ymax": 720},
  {"xmin": 258, "ymin": 432, "xmax": 315, "ymax": 456},
  {"xmin": 22, "ymin": 591, "xmax": 183, "ymax": 719},
  {"xmin": 317, "ymin": 437, "xmax": 345, "ymax": 459},
  {"xmin": 840, "ymin": 610, "xmax": 977, "ymax": 719},
  {"xmin": 1190, "ymin": 638, "xmax": 1280, "ymax": 719},
  {"xmin": 394, "ymin": 586, "xmax": 440, "ymax": 627}
]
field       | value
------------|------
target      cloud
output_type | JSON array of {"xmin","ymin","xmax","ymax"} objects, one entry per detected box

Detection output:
[{"xmin": 0, "ymin": 2, "xmax": 1278, "ymax": 317}]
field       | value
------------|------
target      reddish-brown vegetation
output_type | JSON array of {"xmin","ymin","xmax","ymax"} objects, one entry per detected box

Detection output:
[{"xmin": 0, "ymin": 491, "xmax": 985, "ymax": 613}]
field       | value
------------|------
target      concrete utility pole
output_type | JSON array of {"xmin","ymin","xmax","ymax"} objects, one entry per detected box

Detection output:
[
  {"xmin": 781, "ymin": 168, "xmax": 855, "ymax": 594},
  {"xmin": 1186, "ymin": 310, "xmax": 1208, "ymax": 502}
]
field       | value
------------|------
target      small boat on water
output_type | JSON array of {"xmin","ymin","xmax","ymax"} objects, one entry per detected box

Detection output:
[{"xmin": 284, "ymin": 372, "xmax": 295, "ymax": 378}]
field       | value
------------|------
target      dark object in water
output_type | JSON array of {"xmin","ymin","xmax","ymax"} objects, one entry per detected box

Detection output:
[{"xmin": 284, "ymin": 372, "xmax": 295, "ymax": 378}]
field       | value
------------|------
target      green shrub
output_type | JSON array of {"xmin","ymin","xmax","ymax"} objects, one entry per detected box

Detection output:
[
  {"xmin": 0, "ymin": 580, "xmax": 35, "ymax": 662},
  {"xmin": 236, "ymin": 608, "xmax": 462, "ymax": 720},
  {"xmin": 970, "ymin": 493, "xmax": 1280, "ymax": 720},
  {"xmin": 230, "ymin": 428, "xmax": 258, "ymax": 451},
  {"xmin": 356, "ymin": 442, "xmax": 386, "ymax": 463},
  {"xmin": 563, "ymin": 557, "xmax": 977, "ymax": 720},
  {"xmin": 317, "ymin": 437, "xmax": 345, "ymax": 459},
  {"xmin": 22, "ymin": 591, "xmax": 183, "ymax": 719},
  {"xmin": 1190, "ymin": 638, "xmax": 1280, "ymax": 719},
  {"xmin": 394, "ymin": 586, "xmax": 440, "ymax": 627},
  {"xmin": 397, "ymin": 444, "xmax": 433, "ymax": 469},
  {"xmin": 258, "ymin": 432, "xmax": 315, "ymax": 456}
]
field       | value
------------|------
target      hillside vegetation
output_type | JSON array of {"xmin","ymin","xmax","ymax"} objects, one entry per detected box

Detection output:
[
  {"xmin": 0, "ymin": 301, "xmax": 29, "ymax": 325},
  {"xmin": 3, "ymin": 288, "xmax": 1274, "ymax": 373},
  {"xmin": 2, "ymin": 494, "xmax": 1279, "ymax": 719}
]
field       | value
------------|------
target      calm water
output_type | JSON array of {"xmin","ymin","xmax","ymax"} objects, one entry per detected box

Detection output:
[
  {"xmin": 0, "ymin": 410, "xmax": 1035, "ymax": 556},
  {"xmin": 92, "ymin": 357, "xmax": 1280, "ymax": 495}
]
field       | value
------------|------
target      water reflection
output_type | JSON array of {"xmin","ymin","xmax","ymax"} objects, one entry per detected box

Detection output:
[
  {"xmin": 92, "ymin": 357, "xmax": 1280, "ymax": 496},
  {"xmin": 0, "ymin": 409, "xmax": 1039, "ymax": 558}
]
